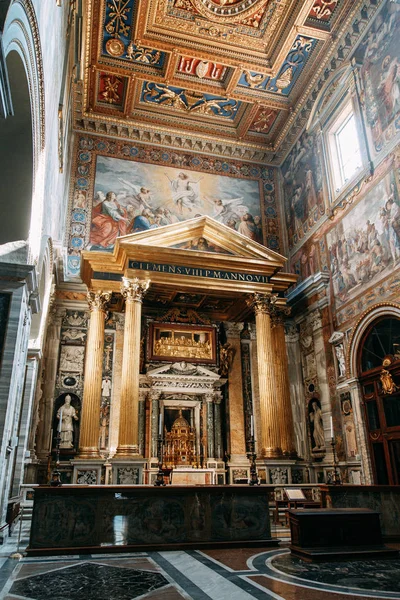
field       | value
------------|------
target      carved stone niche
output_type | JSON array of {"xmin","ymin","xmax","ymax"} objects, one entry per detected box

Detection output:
[
  {"xmin": 140, "ymin": 362, "xmax": 226, "ymax": 468},
  {"xmin": 329, "ymin": 331, "xmax": 346, "ymax": 379}
]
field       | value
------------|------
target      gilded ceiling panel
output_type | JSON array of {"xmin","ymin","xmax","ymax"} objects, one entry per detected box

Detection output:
[{"xmin": 79, "ymin": 0, "xmax": 376, "ymax": 158}]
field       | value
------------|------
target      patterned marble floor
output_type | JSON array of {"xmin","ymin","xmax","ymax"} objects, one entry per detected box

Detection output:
[{"xmin": 0, "ymin": 520, "xmax": 399, "ymax": 600}]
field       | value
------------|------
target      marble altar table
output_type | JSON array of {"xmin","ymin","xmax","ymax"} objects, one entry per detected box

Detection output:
[{"xmin": 27, "ymin": 485, "xmax": 277, "ymax": 555}]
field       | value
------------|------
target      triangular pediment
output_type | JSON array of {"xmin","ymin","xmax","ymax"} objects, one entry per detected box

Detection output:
[
  {"xmin": 116, "ymin": 215, "xmax": 285, "ymax": 265},
  {"xmin": 146, "ymin": 362, "xmax": 220, "ymax": 379}
]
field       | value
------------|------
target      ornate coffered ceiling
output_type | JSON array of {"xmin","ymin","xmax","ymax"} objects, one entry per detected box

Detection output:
[{"xmin": 75, "ymin": 0, "xmax": 380, "ymax": 162}]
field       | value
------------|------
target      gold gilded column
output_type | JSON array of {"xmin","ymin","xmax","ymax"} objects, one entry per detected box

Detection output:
[
  {"xmin": 78, "ymin": 290, "xmax": 111, "ymax": 459},
  {"xmin": 247, "ymin": 294, "xmax": 282, "ymax": 458},
  {"xmin": 116, "ymin": 277, "xmax": 150, "ymax": 457},
  {"xmin": 272, "ymin": 310, "xmax": 297, "ymax": 458}
]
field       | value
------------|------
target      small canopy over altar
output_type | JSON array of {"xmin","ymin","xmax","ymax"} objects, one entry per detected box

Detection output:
[{"xmin": 81, "ymin": 215, "xmax": 297, "ymax": 319}]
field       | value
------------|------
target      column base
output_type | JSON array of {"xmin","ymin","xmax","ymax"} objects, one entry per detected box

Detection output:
[
  {"xmin": 256, "ymin": 458, "xmax": 308, "ymax": 485},
  {"xmin": 114, "ymin": 444, "xmax": 140, "ymax": 457},
  {"xmin": 262, "ymin": 447, "xmax": 283, "ymax": 459},
  {"xmin": 72, "ymin": 460, "xmax": 104, "ymax": 484},
  {"xmin": 77, "ymin": 447, "xmax": 102, "ymax": 460},
  {"xmin": 111, "ymin": 458, "xmax": 146, "ymax": 484}
]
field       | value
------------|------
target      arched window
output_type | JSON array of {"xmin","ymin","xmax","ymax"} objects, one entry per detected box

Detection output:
[{"xmin": 358, "ymin": 317, "xmax": 400, "ymax": 484}]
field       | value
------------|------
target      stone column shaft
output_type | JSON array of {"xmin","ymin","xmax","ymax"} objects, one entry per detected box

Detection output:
[
  {"xmin": 79, "ymin": 291, "xmax": 111, "ymax": 458},
  {"xmin": 248, "ymin": 294, "xmax": 282, "ymax": 458},
  {"xmin": 214, "ymin": 398, "xmax": 223, "ymax": 459},
  {"xmin": 116, "ymin": 278, "xmax": 149, "ymax": 456},
  {"xmin": 151, "ymin": 395, "xmax": 160, "ymax": 458},
  {"xmin": 206, "ymin": 397, "xmax": 215, "ymax": 459},
  {"xmin": 272, "ymin": 315, "xmax": 297, "ymax": 457}
]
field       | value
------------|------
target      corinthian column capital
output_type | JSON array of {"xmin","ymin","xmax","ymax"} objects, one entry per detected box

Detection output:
[
  {"xmin": 246, "ymin": 293, "xmax": 278, "ymax": 315},
  {"xmin": 121, "ymin": 277, "xmax": 150, "ymax": 304},
  {"xmin": 271, "ymin": 306, "xmax": 291, "ymax": 328},
  {"xmin": 87, "ymin": 290, "xmax": 112, "ymax": 313}
]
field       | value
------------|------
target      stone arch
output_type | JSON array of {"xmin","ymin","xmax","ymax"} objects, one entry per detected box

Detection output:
[
  {"xmin": 2, "ymin": 0, "xmax": 45, "ymax": 261},
  {"xmin": 346, "ymin": 302, "xmax": 400, "ymax": 379},
  {"xmin": 306, "ymin": 63, "xmax": 352, "ymax": 133}
]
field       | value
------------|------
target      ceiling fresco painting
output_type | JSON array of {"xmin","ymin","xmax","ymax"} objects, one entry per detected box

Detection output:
[{"xmin": 82, "ymin": 0, "xmax": 365, "ymax": 156}]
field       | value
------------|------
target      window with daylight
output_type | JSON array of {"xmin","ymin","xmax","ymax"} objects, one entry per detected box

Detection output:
[{"xmin": 327, "ymin": 102, "xmax": 363, "ymax": 194}]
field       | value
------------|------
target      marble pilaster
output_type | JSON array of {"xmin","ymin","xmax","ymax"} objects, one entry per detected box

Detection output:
[
  {"xmin": 206, "ymin": 395, "xmax": 215, "ymax": 460},
  {"xmin": 214, "ymin": 394, "xmax": 223, "ymax": 459},
  {"xmin": 224, "ymin": 322, "xmax": 246, "ymax": 461},
  {"xmin": 272, "ymin": 311, "xmax": 297, "ymax": 458},
  {"xmin": 35, "ymin": 306, "xmax": 65, "ymax": 459},
  {"xmin": 150, "ymin": 392, "xmax": 161, "ymax": 460}
]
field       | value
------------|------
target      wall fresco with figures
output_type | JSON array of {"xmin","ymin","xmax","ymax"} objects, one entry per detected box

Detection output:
[
  {"xmin": 66, "ymin": 136, "xmax": 280, "ymax": 278},
  {"xmin": 357, "ymin": 1, "xmax": 400, "ymax": 154},
  {"xmin": 90, "ymin": 156, "xmax": 262, "ymax": 250},
  {"xmin": 326, "ymin": 168, "xmax": 399, "ymax": 312},
  {"xmin": 281, "ymin": 130, "xmax": 325, "ymax": 250}
]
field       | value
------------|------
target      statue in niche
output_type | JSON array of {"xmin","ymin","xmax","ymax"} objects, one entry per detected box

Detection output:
[
  {"xmin": 335, "ymin": 344, "xmax": 346, "ymax": 378},
  {"xmin": 219, "ymin": 342, "xmax": 234, "ymax": 377},
  {"xmin": 309, "ymin": 399, "xmax": 325, "ymax": 451},
  {"xmin": 57, "ymin": 395, "xmax": 79, "ymax": 448}
]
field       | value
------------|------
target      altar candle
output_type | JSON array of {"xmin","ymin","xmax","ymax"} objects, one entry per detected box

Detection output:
[
  {"xmin": 330, "ymin": 416, "xmax": 333, "ymax": 439},
  {"xmin": 250, "ymin": 415, "xmax": 254, "ymax": 438},
  {"xmin": 158, "ymin": 413, "xmax": 162, "ymax": 435},
  {"xmin": 58, "ymin": 409, "xmax": 63, "ymax": 432}
]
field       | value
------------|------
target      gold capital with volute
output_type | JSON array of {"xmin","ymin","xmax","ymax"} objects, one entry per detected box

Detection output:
[
  {"xmin": 78, "ymin": 289, "xmax": 112, "ymax": 459},
  {"xmin": 121, "ymin": 277, "xmax": 150, "ymax": 304}
]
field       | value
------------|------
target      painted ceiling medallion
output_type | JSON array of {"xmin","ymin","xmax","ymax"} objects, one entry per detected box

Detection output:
[
  {"xmin": 105, "ymin": 38, "xmax": 125, "ymax": 57},
  {"xmin": 191, "ymin": 0, "xmax": 269, "ymax": 22}
]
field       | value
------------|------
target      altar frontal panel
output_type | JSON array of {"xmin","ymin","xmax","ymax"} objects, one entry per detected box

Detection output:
[{"xmin": 27, "ymin": 486, "xmax": 274, "ymax": 554}]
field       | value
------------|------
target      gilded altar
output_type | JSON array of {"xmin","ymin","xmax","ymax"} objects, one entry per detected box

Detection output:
[{"xmin": 164, "ymin": 409, "xmax": 197, "ymax": 468}]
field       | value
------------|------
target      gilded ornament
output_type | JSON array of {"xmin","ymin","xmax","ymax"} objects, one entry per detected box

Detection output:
[
  {"xmin": 105, "ymin": 38, "xmax": 125, "ymax": 57},
  {"xmin": 105, "ymin": 0, "xmax": 131, "ymax": 39},
  {"xmin": 275, "ymin": 67, "xmax": 293, "ymax": 93},
  {"xmin": 101, "ymin": 76, "xmax": 122, "ymax": 104},
  {"xmin": 195, "ymin": 60, "xmax": 210, "ymax": 79},
  {"xmin": 311, "ymin": 0, "xmax": 338, "ymax": 21},
  {"xmin": 219, "ymin": 342, "xmax": 235, "ymax": 376},
  {"xmin": 246, "ymin": 293, "xmax": 277, "ymax": 315},
  {"xmin": 87, "ymin": 290, "xmax": 112, "ymax": 312},
  {"xmin": 243, "ymin": 70, "xmax": 266, "ymax": 88},
  {"xmin": 380, "ymin": 368, "xmax": 398, "ymax": 395},
  {"xmin": 121, "ymin": 277, "xmax": 150, "ymax": 303}
]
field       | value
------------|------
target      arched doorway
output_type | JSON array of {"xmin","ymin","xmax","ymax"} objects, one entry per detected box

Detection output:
[
  {"xmin": 358, "ymin": 317, "xmax": 400, "ymax": 484},
  {"xmin": 0, "ymin": 49, "xmax": 33, "ymax": 245}
]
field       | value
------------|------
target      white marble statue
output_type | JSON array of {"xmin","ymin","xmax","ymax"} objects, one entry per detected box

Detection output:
[{"xmin": 57, "ymin": 395, "xmax": 78, "ymax": 448}]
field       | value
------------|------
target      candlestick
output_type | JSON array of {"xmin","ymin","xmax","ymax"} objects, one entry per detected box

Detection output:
[
  {"xmin": 250, "ymin": 415, "xmax": 254, "ymax": 438},
  {"xmin": 330, "ymin": 416, "xmax": 333, "ymax": 439},
  {"xmin": 158, "ymin": 412, "xmax": 162, "ymax": 435}
]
